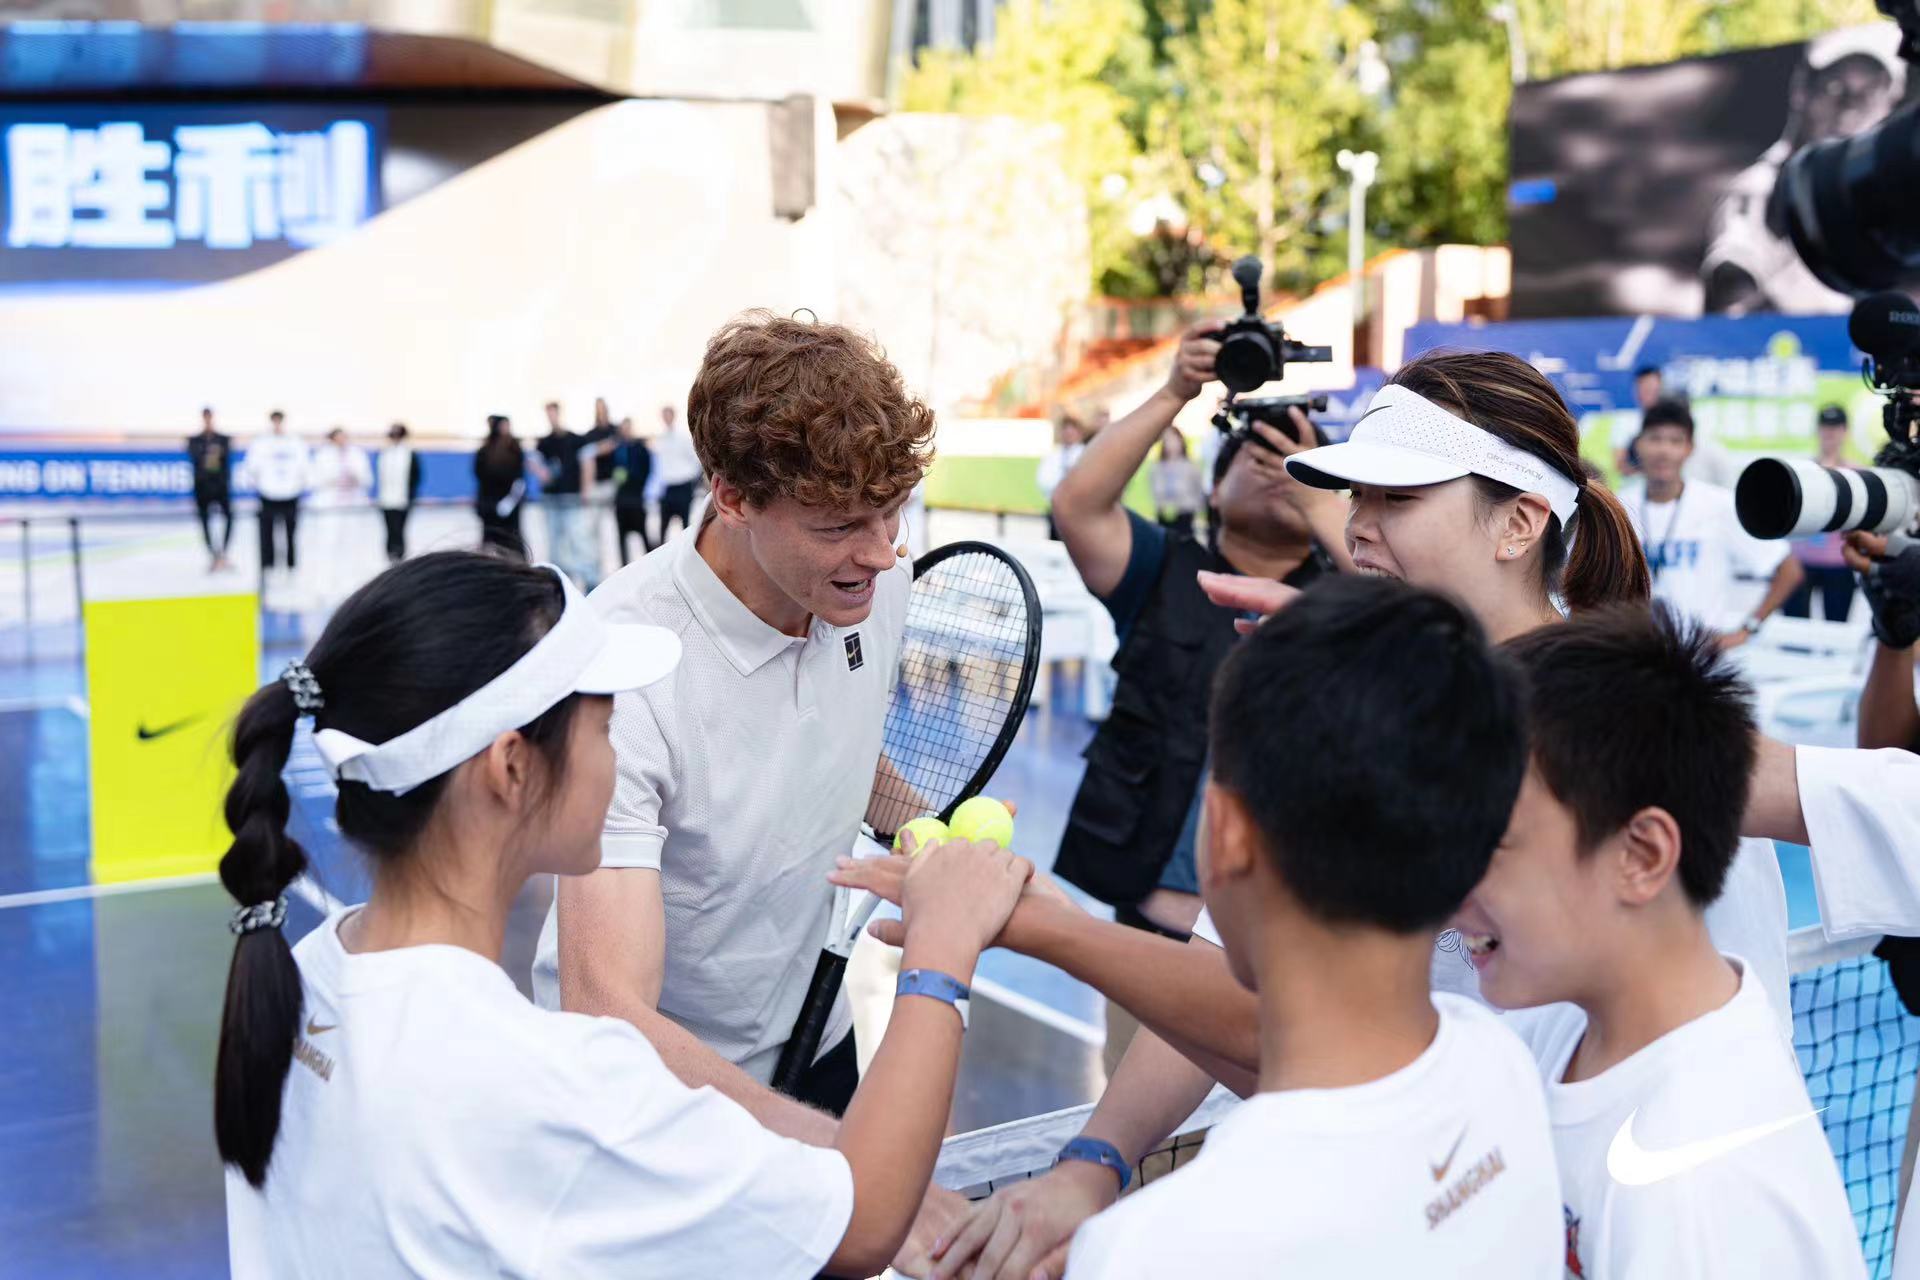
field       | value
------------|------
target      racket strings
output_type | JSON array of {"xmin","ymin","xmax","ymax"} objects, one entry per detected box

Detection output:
[{"xmin": 869, "ymin": 551, "xmax": 1035, "ymax": 837}]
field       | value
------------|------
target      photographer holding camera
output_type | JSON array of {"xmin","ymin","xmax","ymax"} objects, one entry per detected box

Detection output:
[
  {"xmin": 1050, "ymin": 323, "xmax": 1352, "ymax": 964},
  {"xmin": 1846, "ymin": 531, "xmax": 1920, "ymax": 748}
]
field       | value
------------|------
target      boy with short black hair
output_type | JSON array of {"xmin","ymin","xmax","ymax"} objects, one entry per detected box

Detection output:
[
  {"xmin": 1066, "ymin": 576, "xmax": 1562, "ymax": 1277},
  {"xmin": 1455, "ymin": 605, "xmax": 1864, "ymax": 1279}
]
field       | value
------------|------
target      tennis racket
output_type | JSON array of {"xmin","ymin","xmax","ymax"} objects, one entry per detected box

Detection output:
[{"xmin": 770, "ymin": 540, "xmax": 1042, "ymax": 1096}]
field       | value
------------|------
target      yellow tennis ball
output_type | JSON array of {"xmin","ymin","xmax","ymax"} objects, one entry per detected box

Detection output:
[
  {"xmin": 948, "ymin": 797, "xmax": 1015, "ymax": 848},
  {"xmin": 893, "ymin": 816, "xmax": 949, "ymax": 854}
]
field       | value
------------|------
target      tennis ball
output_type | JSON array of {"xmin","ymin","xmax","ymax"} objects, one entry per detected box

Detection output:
[
  {"xmin": 948, "ymin": 797, "xmax": 1015, "ymax": 849},
  {"xmin": 893, "ymin": 815, "xmax": 950, "ymax": 855}
]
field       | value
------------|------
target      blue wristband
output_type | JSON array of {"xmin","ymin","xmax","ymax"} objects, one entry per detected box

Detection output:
[
  {"xmin": 896, "ymin": 969, "xmax": 971, "ymax": 1029},
  {"xmin": 1055, "ymin": 1136, "xmax": 1132, "ymax": 1192}
]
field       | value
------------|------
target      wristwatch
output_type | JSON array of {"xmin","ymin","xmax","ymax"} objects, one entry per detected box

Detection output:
[
  {"xmin": 1740, "ymin": 614, "xmax": 1763, "ymax": 636},
  {"xmin": 896, "ymin": 968, "xmax": 971, "ymax": 1029}
]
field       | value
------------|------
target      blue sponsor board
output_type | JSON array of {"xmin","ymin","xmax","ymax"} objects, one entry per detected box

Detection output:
[
  {"xmin": 0, "ymin": 447, "xmax": 489, "ymax": 503},
  {"xmin": 1402, "ymin": 314, "xmax": 1879, "ymax": 464}
]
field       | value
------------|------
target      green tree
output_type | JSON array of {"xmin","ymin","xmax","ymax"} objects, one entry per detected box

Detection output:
[
  {"xmin": 897, "ymin": 0, "xmax": 1155, "ymax": 296},
  {"xmin": 1154, "ymin": 0, "xmax": 1373, "ymax": 291},
  {"xmin": 1362, "ymin": 0, "xmax": 1513, "ymax": 249},
  {"xmin": 1515, "ymin": 0, "xmax": 1887, "ymax": 77}
]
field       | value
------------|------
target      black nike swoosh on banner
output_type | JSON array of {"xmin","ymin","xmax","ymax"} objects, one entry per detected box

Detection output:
[{"xmin": 136, "ymin": 715, "xmax": 203, "ymax": 742}]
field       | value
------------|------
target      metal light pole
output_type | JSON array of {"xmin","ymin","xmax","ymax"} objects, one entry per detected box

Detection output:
[
  {"xmin": 1488, "ymin": 3, "xmax": 1529, "ymax": 85},
  {"xmin": 1336, "ymin": 148, "xmax": 1379, "ymax": 303}
]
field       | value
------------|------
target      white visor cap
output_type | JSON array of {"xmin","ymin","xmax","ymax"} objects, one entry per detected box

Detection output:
[
  {"xmin": 1284, "ymin": 383, "xmax": 1582, "ymax": 526},
  {"xmin": 313, "ymin": 564, "xmax": 680, "ymax": 795}
]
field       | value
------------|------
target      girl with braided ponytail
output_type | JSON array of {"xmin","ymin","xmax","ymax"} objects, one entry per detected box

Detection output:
[{"xmin": 216, "ymin": 551, "xmax": 1032, "ymax": 1279}]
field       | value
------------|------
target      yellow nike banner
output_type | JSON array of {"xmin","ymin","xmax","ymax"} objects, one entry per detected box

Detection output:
[{"xmin": 85, "ymin": 593, "xmax": 258, "ymax": 885}]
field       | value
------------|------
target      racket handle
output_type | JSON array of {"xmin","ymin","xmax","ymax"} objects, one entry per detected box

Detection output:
[
  {"xmin": 838, "ymin": 890, "xmax": 881, "ymax": 955},
  {"xmin": 772, "ymin": 949, "xmax": 850, "ymax": 1096}
]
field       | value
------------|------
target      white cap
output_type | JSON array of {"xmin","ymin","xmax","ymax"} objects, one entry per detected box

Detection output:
[
  {"xmin": 1804, "ymin": 24, "xmax": 1905, "ymax": 84},
  {"xmin": 1284, "ymin": 383, "xmax": 1583, "ymax": 526},
  {"xmin": 313, "ymin": 564, "xmax": 680, "ymax": 795}
]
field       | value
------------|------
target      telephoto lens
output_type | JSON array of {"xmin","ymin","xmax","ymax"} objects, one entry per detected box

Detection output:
[{"xmin": 1735, "ymin": 456, "xmax": 1920, "ymax": 539}]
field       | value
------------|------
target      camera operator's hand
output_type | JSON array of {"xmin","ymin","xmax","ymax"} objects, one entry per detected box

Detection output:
[
  {"xmin": 1240, "ymin": 409, "xmax": 1358, "ymax": 574},
  {"xmin": 1161, "ymin": 323, "xmax": 1223, "ymax": 404},
  {"xmin": 1849, "ymin": 531, "xmax": 1920, "ymax": 650},
  {"xmin": 1843, "ymin": 531, "xmax": 1889, "ymax": 576}
]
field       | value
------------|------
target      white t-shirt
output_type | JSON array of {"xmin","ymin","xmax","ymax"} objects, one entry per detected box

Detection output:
[
  {"xmin": 1504, "ymin": 957, "xmax": 1864, "ymax": 1280},
  {"xmin": 1036, "ymin": 443, "xmax": 1085, "ymax": 499},
  {"xmin": 1066, "ymin": 995, "xmax": 1562, "ymax": 1278},
  {"xmin": 243, "ymin": 434, "xmax": 312, "ymax": 501},
  {"xmin": 308, "ymin": 444, "xmax": 373, "ymax": 510},
  {"xmin": 1621, "ymin": 479, "xmax": 1788, "ymax": 630},
  {"xmin": 1792, "ymin": 744, "xmax": 1920, "ymax": 1280},
  {"xmin": 532, "ymin": 530, "xmax": 910, "ymax": 1080},
  {"xmin": 652, "ymin": 429, "xmax": 703, "ymax": 487},
  {"xmin": 1798, "ymin": 745, "xmax": 1920, "ymax": 940},
  {"xmin": 226, "ymin": 909, "xmax": 852, "ymax": 1280}
]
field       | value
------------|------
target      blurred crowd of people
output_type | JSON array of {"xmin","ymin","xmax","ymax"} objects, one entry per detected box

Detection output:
[{"xmin": 187, "ymin": 399, "xmax": 710, "ymax": 607}]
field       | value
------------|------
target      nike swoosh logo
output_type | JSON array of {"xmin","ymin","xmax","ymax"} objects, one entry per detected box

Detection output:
[
  {"xmin": 137, "ymin": 715, "xmax": 202, "ymax": 741},
  {"xmin": 1607, "ymin": 1105, "xmax": 1823, "ymax": 1187},
  {"xmin": 305, "ymin": 1018, "xmax": 336, "ymax": 1036},
  {"xmin": 1431, "ymin": 1128, "xmax": 1468, "ymax": 1182}
]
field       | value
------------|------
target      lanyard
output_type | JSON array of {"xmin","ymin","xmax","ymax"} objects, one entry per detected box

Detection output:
[{"xmin": 1639, "ymin": 483, "xmax": 1685, "ymax": 581}]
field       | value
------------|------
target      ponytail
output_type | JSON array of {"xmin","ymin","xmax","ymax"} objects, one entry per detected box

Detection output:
[
  {"xmin": 214, "ymin": 678, "xmax": 308, "ymax": 1189},
  {"xmin": 1563, "ymin": 473, "xmax": 1651, "ymax": 613}
]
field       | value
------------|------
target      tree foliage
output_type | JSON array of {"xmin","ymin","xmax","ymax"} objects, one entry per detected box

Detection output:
[{"xmin": 898, "ymin": 0, "xmax": 1896, "ymax": 298}]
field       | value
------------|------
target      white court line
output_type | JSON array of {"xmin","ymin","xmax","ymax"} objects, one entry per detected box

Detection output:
[
  {"xmin": 290, "ymin": 874, "xmax": 347, "ymax": 917},
  {"xmin": 0, "ymin": 870, "xmax": 350, "ymax": 916},
  {"xmin": 0, "ymin": 870, "xmax": 217, "ymax": 910},
  {"xmin": 0, "ymin": 694, "xmax": 89, "ymax": 717},
  {"xmin": 971, "ymin": 975, "xmax": 1105, "ymax": 1046}
]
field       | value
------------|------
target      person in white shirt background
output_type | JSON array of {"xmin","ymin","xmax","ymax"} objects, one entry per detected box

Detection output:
[
  {"xmin": 1062, "ymin": 576, "xmax": 1563, "ymax": 1278},
  {"xmin": 1453, "ymin": 608, "xmax": 1863, "ymax": 1280},
  {"xmin": 214, "ymin": 550, "xmax": 1033, "ymax": 1280},
  {"xmin": 650, "ymin": 404, "xmax": 704, "ymax": 542},
  {"xmin": 241, "ymin": 409, "xmax": 311, "ymax": 598},
  {"xmin": 374, "ymin": 422, "xmax": 422, "ymax": 565},
  {"xmin": 308, "ymin": 427, "xmax": 374, "ymax": 608},
  {"xmin": 1036, "ymin": 414, "xmax": 1087, "ymax": 541},
  {"xmin": 1621, "ymin": 398, "xmax": 1804, "ymax": 648}
]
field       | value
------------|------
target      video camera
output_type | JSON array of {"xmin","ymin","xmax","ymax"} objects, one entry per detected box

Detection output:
[
  {"xmin": 1208, "ymin": 255, "xmax": 1334, "ymax": 454},
  {"xmin": 1735, "ymin": 291, "xmax": 1920, "ymax": 549},
  {"xmin": 1768, "ymin": 0, "xmax": 1920, "ymax": 296}
]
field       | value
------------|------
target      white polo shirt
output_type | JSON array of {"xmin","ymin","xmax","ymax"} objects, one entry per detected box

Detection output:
[
  {"xmin": 227, "ymin": 909, "xmax": 853, "ymax": 1279},
  {"xmin": 532, "ymin": 529, "xmax": 910, "ymax": 1081},
  {"xmin": 1066, "ymin": 995, "xmax": 1563, "ymax": 1278}
]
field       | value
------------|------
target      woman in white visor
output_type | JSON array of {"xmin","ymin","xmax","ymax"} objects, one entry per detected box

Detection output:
[
  {"xmin": 216, "ymin": 551, "xmax": 1031, "ymax": 1279},
  {"xmin": 1205, "ymin": 349, "xmax": 1790, "ymax": 1024}
]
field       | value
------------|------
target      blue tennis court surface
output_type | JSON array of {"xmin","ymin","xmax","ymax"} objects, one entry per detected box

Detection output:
[{"xmin": 2, "ymin": 630, "xmax": 1915, "ymax": 1277}]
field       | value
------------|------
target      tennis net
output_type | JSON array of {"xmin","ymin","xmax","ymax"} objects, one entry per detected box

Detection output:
[{"xmin": 932, "ymin": 927, "xmax": 1920, "ymax": 1277}]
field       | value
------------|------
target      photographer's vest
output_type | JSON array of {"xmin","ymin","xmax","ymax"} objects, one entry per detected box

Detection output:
[{"xmin": 1055, "ymin": 534, "xmax": 1327, "ymax": 906}]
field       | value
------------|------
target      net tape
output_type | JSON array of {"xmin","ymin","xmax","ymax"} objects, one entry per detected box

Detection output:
[{"xmin": 935, "ymin": 928, "xmax": 1920, "ymax": 1278}]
